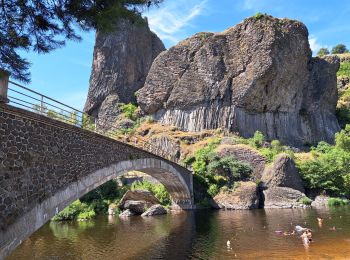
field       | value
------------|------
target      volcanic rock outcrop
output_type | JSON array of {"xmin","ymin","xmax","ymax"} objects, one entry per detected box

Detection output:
[
  {"xmin": 137, "ymin": 15, "xmax": 340, "ymax": 146},
  {"xmin": 85, "ymin": 18, "xmax": 165, "ymax": 129}
]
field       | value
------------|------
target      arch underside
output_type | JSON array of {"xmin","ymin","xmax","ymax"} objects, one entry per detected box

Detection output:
[{"xmin": 0, "ymin": 158, "xmax": 193, "ymax": 259}]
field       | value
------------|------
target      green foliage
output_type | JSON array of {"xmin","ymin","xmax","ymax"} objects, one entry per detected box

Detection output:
[
  {"xmin": 298, "ymin": 196, "xmax": 312, "ymax": 205},
  {"xmin": 131, "ymin": 180, "xmax": 171, "ymax": 206},
  {"xmin": 331, "ymin": 44, "xmax": 349, "ymax": 54},
  {"xmin": 119, "ymin": 103, "xmax": 138, "ymax": 121},
  {"xmin": 207, "ymin": 184, "xmax": 219, "ymax": 197},
  {"xmin": 317, "ymin": 48, "xmax": 330, "ymax": 56},
  {"xmin": 187, "ymin": 137, "xmax": 252, "ymax": 198},
  {"xmin": 327, "ymin": 198, "xmax": 349, "ymax": 207},
  {"xmin": 53, "ymin": 180, "xmax": 128, "ymax": 221},
  {"xmin": 77, "ymin": 210, "xmax": 96, "ymax": 221},
  {"xmin": 249, "ymin": 131, "xmax": 265, "ymax": 148},
  {"xmin": 297, "ymin": 128, "xmax": 350, "ymax": 197},
  {"xmin": 81, "ymin": 180, "xmax": 120, "ymax": 203},
  {"xmin": 207, "ymin": 156, "xmax": 252, "ymax": 182},
  {"xmin": 337, "ymin": 61, "xmax": 350, "ymax": 77},
  {"xmin": 253, "ymin": 12, "xmax": 268, "ymax": 20},
  {"xmin": 0, "ymin": 0, "xmax": 163, "ymax": 81},
  {"xmin": 52, "ymin": 200, "xmax": 94, "ymax": 221},
  {"xmin": 335, "ymin": 125, "xmax": 350, "ymax": 151}
]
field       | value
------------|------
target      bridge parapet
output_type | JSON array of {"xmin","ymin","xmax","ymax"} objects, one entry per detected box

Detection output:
[{"xmin": 0, "ymin": 102, "xmax": 194, "ymax": 259}]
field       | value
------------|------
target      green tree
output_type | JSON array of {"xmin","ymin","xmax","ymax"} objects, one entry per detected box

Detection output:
[
  {"xmin": 317, "ymin": 48, "xmax": 330, "ymax": 56},
  {"xmin": 331, "ymin": 44, "xmax": 349, "ymax": 54},
  {"xmin": 0, "ymin": 0, "xmax": 163, "ymax": 82}
]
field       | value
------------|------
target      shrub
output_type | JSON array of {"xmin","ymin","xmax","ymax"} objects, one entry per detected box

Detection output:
[
  {"xmin": 297, "ymin": 132, "xmax": 350, "ymax": 197},
  {"xmin": 207, "ymin": 184, "xmax": 219, "ymax": 197},
  {"xmin": 327, "ymin": 198, "xmax": 349, "ymax": 207},
  {"xmin": 317, "ymin": 48, "xmax": 330, "ymax": 56},
  {"xmin": 77, "ymin": 210, "xmax": 96, "ymax": 221},
  {"xmin": 119, "ymin": 103, "xmax": 138, "ymax": 120},
  {"xmin": 253, "ymin": 12, "xmax": 268, "ymax": 20},
  {"xmin": 249, "ymin": 131, "xmax": 265, "ymax": 148},
  {"xmin": 335, "ymin": 124, "xmax": 350, "ymax": 151},
  {"xmin": 298, "ymin": 196, "xmax": 312, "ymax": 205},
  {"xmin": 52, "ymin": 200, "xmax": 94, "ymax": 221},
  {"xmin": 131, "ymin": 180, "xmax": 171, "ymax": 206}
]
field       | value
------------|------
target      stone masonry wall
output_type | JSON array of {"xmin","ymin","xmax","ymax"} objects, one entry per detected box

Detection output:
[{"xmin": 0, "ymin": 104, "xmax": 192, "ymax": 232}]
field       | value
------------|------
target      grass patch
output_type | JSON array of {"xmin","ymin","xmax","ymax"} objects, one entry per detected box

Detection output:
[{"xmin": 327, "ymin": 198, "xmax": 349, "ymax": 207}]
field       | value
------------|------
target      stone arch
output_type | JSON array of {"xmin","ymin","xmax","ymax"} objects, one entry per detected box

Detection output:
[{"xmin": 0, "ymin": 158, "xmax": 193, "ymax": 258}]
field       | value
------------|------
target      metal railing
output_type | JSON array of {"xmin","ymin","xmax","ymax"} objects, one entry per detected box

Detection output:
[{"xmin": 6, "ymin": 80, "xmax": 179, "ymax": 164}]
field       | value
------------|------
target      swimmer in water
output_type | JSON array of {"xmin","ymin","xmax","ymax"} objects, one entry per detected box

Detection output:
[
  {"xmin": 300, "ymin": 231, "xmax": 310, "ymax": 245},
  {"xmin": 317, "ymin": 217, "xmax": 323, "ymax": 227},
  {"xmin": 227, "ymin": 240, "xmax": 232, "ymax": 251}
]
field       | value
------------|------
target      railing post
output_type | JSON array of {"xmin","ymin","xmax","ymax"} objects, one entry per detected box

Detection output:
[{"xmin": 0, "ymin": 69, "xmax": 10, "ymax": 103}]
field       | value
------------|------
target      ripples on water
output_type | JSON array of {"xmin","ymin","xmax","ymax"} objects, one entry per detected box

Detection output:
[{"xmin": 8, "ymin": 206, "xmax": 350, "ymax": 259}]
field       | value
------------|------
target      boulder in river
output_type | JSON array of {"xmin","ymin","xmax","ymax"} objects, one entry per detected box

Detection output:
[
  {"xmin": 141, "ymin": 204, "xmax": 167, "ymax": 216},
  {"xmin": 213, "ymin": 181, "xmax": 259, "ymax": 210},
  {"xmin": 119, "ymin": 209, "xmax": 136, "ymax": 217},
  {"xmin": 119, "ymin": 190, "xmax": 160, "ymax": 209},
  {"xmin": 263, "ymin": 187, "xmax": 305, "ymax": 208},
  {"xmin": 262, "ymin": 154, "xmax": 305, "ymax": 193}
]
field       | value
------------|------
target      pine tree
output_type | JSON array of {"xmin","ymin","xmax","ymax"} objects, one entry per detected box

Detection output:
[{"xmin": 0, "ymin": 0, "xmax": 163, "ymax": 82}]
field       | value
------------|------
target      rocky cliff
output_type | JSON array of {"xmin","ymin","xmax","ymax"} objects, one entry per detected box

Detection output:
[
  {"xmin": 137, "ymin": 15, "xmax": 340, "ymax": 146},
  {"xmin": 84, "ymin": 18, "xmax": 165, "ymax": 129}
]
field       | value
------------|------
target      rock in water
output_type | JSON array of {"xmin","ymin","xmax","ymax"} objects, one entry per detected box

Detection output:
[
  {"xmin": 213, "ymin": 181, "xmax": 259, "ymax": 210},
  {"xmin": 263, "ymin": 187, "xmax": 305, "ymax": 208},
  {"xmin": 141, "ymin": 204, "xmax": 167, "ymax": 216},
  {"xmin": 137, "ymin": 15, "xmax": 340, "ymax": 146},
  {"xmin": 84, "ymin": 17, "xmax": 165, "ymax": 130},
  {"xmin": 119, "ymin": 209, "xmax": 136, "ymax": 217},
  {"xmin": 261, "ymin": 154, "xmax": 305, "ymax": 193},
  {"xmin": 118, "ymin": 190, "xmax": 160, "ymax": 210}
]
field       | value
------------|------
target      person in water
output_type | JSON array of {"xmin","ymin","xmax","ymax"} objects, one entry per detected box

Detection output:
[{"xmin": 317, "ymin": 217, "xmax": 323, "ymax": 227}]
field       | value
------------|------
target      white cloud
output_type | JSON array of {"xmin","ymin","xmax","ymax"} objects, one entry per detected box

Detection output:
[
  {"xmin": 309, "ymin": 35, "xmax": 330, "ymax": 55},
  {"xmin": 146, "ymin": 0, "xmax": 207, "ymax": 45},
  {"xmin": 309, "ymin": 36, "xmax": 321, "ymax": 53}
]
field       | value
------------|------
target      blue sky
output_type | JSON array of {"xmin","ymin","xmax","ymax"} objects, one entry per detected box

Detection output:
[{"xmin": 16, "ymin": 0, "xmax": 350, "ymax": 110}]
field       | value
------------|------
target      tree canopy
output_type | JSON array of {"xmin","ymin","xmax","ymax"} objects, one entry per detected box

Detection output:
[
  {"xmin": 317, "ymin": 48, "xmax": 330, "ymax": 57},
  {"xmin": 331, "ymin": 44, "xmax": 349, "ymax": 54},
  {"xmin": 0, "ymin": 0, "xmax": 163, "ymax": 82}
]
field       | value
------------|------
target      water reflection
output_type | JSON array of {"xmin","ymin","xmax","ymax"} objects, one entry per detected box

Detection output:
[{"xmin": 8, "ymin": 206, "xmax": 350, "ymax": 260}]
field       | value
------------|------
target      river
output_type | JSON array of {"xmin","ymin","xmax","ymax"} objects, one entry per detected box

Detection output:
[{"xmin": 8, "ymin": 206, "xmax": 350, "ymax": 259}]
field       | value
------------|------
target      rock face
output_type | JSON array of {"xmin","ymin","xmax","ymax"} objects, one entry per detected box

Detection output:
[
  {"xmin": 311, "ymin": 195, "xmax": 329, "ymax": 208},
  {"xmin": 262, "ymin": 154, "xmax": 305, "ymax": 193},
  {"xmin": 263, "ymin": 187, "xmax": 305, "ymax": 208},
  {"xmin": 137, "ymin": 15, "xmax": 340, "ymax": 146},
  {"xmin": 141, "ymin": 204, "xmax": 167, "ymax": 216},
  {"xmin": 261, "ymin": 154, "xmax": 307, "ymax": 208},
  {"xmin": 216, "ymin": 144, "xmax": 266, "ymax": 179},
  {"xmin": 118, "ymin": 190, "xmax": 160, "ymax": 212},
  {"xmin": 213, "ymin": 181, "xmax": 259, "ymax": 209},
  {"xmin": 85, "ymin": 18, "xmax": 165, "ymax": 130}
]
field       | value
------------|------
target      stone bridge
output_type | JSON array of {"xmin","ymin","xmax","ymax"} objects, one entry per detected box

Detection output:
[{"xmin": 0, "ymin": 104, "xmax": 194, "ymax": 258}]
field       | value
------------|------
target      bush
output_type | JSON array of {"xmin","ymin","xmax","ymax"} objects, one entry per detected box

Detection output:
[
  {"xmin": 298, "ymin": 196, "xmax": 312, "ymax": 205},
  {"xmin": 77, "ymin": 210, "xmax": 96, "ymax": 221},
  {"xmin": 119, "ymin": 103, "xmax": 138, "ymax": 120},
  {"xmin": 335, "ymin": 124, "xmax": 350, "ymax": 151},
  {"xmin": 207, "ymin": 184, "xmax": 219, "ymax": 197},
  {"xmin": 131, "ymin": 180, "xmax": 171, "ymax": 206},
  {"xmin": 297, "ymin": 129, "xmax": 350, "ymax": 197},
  {"xmin": 52, "ymin": 200, "xmax": 94, "ymax": 221},
  {"xmin": 327, "ymin": 198, "xmax": 349, "ymax": 207},
  {"xmin": 317, "ymin": 48, "xmax": 330, "ymax": 56},
  {"xmin": 249, "ymin": 131, "xmax": 265, "ymax": 148}
]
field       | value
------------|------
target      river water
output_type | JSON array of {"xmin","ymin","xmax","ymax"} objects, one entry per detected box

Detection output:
[{"xmin": 8, "ymin": 206, "xmax": 350, "ymax": 259}]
